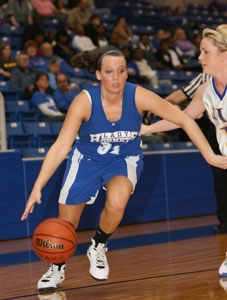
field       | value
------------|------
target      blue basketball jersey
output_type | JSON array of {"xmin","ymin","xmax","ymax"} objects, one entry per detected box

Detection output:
[{"xmin": 70, "ymin": 82, "xmax": 143, "ymax": 162}]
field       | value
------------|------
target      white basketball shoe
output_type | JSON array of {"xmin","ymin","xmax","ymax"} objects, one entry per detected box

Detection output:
[
  {"xmin": 219, "ymin": 254, "xmax": 227, "ymax": 277},
  {"xmin": 37, "ymin": 263, "xmax": 66, "ymax": 293},
  {"xmin": 87, "ymin": 238, "xmax": 109, "ymax": 280}
]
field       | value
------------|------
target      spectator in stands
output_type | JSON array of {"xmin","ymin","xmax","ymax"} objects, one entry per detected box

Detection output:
[
  {"xmin": 121, "ymin": 46, "xmax": 140, "ymax": 84},
  {"xmin": 24, "ymin": 40, "xmax": 41, "ymax": 69},
  {"xmin": 33, "ymin": 42, "xmax": 76, "ymax": 78},
  {"xmin": 32, "ymin": 72, "xmax": 65, "ymax": 120},
  {"xmin": 71, "ymin": 23, "xmax": 97, "ymax": 52},
  {"xmin": 132, "ymin": 47, "xmax": 158, "ymax": 86},
  {"xmin": 151, "ymin": 28, "xmax": 169, "ymax": 51},
  {"xmin": 54, "ymin": 72, "xmax": 80, "ymax": 113},
  {"xmin": 109, "ymin": 32, "xmax": 121, "ymax": 49},
  {"xmin": 6, "ymin": 0, "xmax": 33, "ymax": 27},
  {"xmin": 162, "ymin": 6, "xmax": 187, "ymax": 29},
  {"xmin": 67, "ymin": 0, "xmax": 91, "ymax": 30},
  {"xmin": 84, "ymin": 14, "xmax": 101, "ymax": 47},
  {"xmin": 96, "ymin": 24, "xmax": 109, "ymax": 49},
  {"xmin": 173, "ymin": 27, "xmax": 197, "ymax": 58},
  {"xmin": 30, "ymin": 0, "xmax": 67, "ymax": 23},
  {"xmin": 111, "ymin": 16, "xmax": 133, "ymax": 47},
  {"xmin": 0, "ymin": 43, "xmax": 16, "ymax": 79},
  {"xmin": 47, "ymin": 58, "xmax": 60, "ymax": 91},
  {"xmin": 191, "ymin": 32, "xmax": 202, "ymax": 59},
  {"xmin": 53, "ymin": 29, "xmax": 74, "ymax": 63},
  {"xmin": 155, "ymin": 38, "xmax": 186, "ymax": 70},
  {"xmin": 10, "ymin": 52, "xmax": 38, "ymax": 99},
  {"xmin": 174, "ymin": 5, "xmax": 187, "ymax": 26},
  {"xmin": 138, "ymin": 32, "xmax": 156, "ymax": 68}
]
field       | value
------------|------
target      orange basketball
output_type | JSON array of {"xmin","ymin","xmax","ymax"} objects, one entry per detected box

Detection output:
[{"xmin": 32, "ymin": 218, "xmax": 77, "ymax": 264}]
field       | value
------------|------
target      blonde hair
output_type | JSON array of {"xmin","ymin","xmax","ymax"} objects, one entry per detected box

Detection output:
[{"xmin": 202, "ymin": 24, "xmax": 227, "ymax": 52}]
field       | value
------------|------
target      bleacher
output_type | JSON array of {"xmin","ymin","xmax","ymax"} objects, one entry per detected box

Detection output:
[{"xmin": 0, "ymin": 0, "xmax": 225, "ymax": 157}]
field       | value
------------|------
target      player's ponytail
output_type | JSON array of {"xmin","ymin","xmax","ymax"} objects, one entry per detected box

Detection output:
[{"xmin": 71, "ymin": 47, "xmax": 124, "ymax": 73}]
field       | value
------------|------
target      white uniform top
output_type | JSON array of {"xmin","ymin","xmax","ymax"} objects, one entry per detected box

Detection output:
[{"xmin": 203, "ymin": 77, "xmax": 227, "ymax": 156}]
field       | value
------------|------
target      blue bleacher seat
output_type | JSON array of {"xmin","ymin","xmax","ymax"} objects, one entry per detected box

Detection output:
[
  {"xmin": 21, "ymin": 147, "xmax": 49, "ymax": 158},
  {"xmin": 49, "ymin": 122, "xmax": 63, "ymax": 135},
  {"xmin": 162, "ymin": 84, "xmax": 180, "ymax": 96},
  {"xmin": 2, "ymin": 91, "xmax": 21, "ymax": 101},
  {"xmin": 5, "ymin": 100, "xmax": 41, "ymax": 122},
  {"xmin": 0, "ymin": 81, "xmax": 10, "ymax": 92},
  {"xmin": 174, "ymin": 141, "xmax": 197, "ymax": 150},
  {"xmin": 42, "ymin": 18, "xmax": 62, "ymax": 31},
  {"xmin": 23, "ymin": 121, "xmax": 57, "ymax": 147},
  {"xmin": 6, "ymin": 122, "xmax": 33, "ymax": 149},
  {"xmin": 151, "ymin": 142, "xmax": 175, "ymax": 151}
]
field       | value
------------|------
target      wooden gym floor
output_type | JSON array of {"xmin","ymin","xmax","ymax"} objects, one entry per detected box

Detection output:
[{"xmin": 1, "ymin": 214, "xmax": 227, "ymax": 300}]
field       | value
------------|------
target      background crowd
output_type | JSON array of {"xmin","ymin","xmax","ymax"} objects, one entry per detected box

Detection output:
[{"xmin": 0, "ymin": 0, "xmax": 226, "ymax": 141}]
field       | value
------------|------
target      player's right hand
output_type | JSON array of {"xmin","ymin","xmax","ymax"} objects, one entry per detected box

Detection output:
[{"xmin": 21, "ymin": 189, "xmax": 42, "ymax": 221}]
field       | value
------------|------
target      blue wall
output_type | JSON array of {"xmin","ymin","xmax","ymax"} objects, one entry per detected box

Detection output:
[{"xmin": 0, "ymin": 150, "xmax": 216, "ymax": 240}]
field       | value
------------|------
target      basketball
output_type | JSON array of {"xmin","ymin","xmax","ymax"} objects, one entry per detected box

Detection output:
[{"xmin": 32, "ymin": 218, "xmax": 77, "ymax": 264}]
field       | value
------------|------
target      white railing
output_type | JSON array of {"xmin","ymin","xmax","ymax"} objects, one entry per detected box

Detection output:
[{"xmin": 0, "ymin": 92, "xmax": 7, "ymax": 150}]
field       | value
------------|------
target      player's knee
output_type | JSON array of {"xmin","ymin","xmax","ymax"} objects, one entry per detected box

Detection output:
[{"xmin": 106, "ymin": 196, "xmax": 127, "ymax": 213}]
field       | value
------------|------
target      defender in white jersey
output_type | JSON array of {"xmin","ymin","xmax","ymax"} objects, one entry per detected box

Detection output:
[
  {"xmin": 21, "ymin": 47, "xmax": 227, "ymax": 292},
  {"xmin": 139, "ymin": 24, "xmax": 227, "ymax": 276}
]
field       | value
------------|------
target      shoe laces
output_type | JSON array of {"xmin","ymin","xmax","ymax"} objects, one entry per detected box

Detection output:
[
  {"xmin": 42, "ymin": 264, "xmax": 65, "ymax": 283},
  {"xmin": 93, "ymin": 244, "xmax": 108, "ymax": 268}
]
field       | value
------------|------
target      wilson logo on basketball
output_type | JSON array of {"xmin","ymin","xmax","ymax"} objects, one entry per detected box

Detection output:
[{"xmin": 36, "ymin": 238, "xmax": 64, "ymax": 249}]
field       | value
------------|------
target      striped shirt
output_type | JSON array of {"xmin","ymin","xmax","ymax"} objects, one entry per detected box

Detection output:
[{"xmin": 181, "ymin": 73, "xmax": 210, "ymax": 100}]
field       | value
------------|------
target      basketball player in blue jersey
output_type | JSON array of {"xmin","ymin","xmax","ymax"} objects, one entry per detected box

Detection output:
[
  {"xmin": 139, "ymin": 24, "xmax": 227, "ymax": 276},
  {"xmin": 21, "ymin": 46, "xmax": 227, "ymax": 293}
]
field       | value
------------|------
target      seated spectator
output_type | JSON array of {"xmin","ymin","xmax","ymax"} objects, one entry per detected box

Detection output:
[
  {"xmin": 0, "ymin": 43, "xmax": 16, "ymax": 79},
  {"xmin": 174, "ymin": 6, "xmax": 187, "ymax": 23},
  {"xmin": 96, "ymin": 24, "xmax": 109, "ymax": 49},
  {"xmin": 30, "ymin": 0, "xmax": 67, "ymax": 23},
  {"xmin": 191, "ymin": 32, "xmax": 202, "ymax": 59},
  {"xmin": 47, "ymin": 58, "xmax": 60, "ymax": 90},
  {"xmin": 121, "ymin": 46, "xmax": 140, "ymax": 84},
  {"xmin": 155, "ymin": 38, "xmax": 184, "ymax": 70},
  {"xmin": 111, "ymin": 16, "xmax": 133, "ymax": 47},
  {"xmin": 31, "ymin": 42, "xmax": 76, "ymax": 78},
  {"xmin": 6, "ymin": 0, "xmax": 33, "ymax": 27},
  {"xmin": 32, "ymin": 72, "xmax": 65, "ymax": 121},
  {"xmin": 53, "ymin": 29, "xmax": 74, "ymax": 63},
  {"xmin": 71, "ymin": 23, "xmax": 97, "ymax": 52},
  {"xmin": 138, "ymin": 32, "xmax": 156, "ymax": 69},
  {"xmin": 54, "ymin": 72, "xmax": 80, "ymax": 113},
  {"xmin": 84, "ymin": 14, "xmax": 101, "ymax": 47},
  {"xmin": 10, "ymin": 52, "xmax": 38, "ymax": 99},
  {"xmin": 132, "ymin": 47, "xmax": 158, "ymax": 86},
  {"xmin": 151, "ymin": 28, "xmax": 168, "ymax": 51},
  {"xmin": 173, "ymin": 27, "xmax": 197, "ymax": 58},
  {"xmin": 109, "ymin": 32, "xmax": 121, "ymax": 48},
  {"xmin": 24, "ymin": 40, "xmax": 42, "ymax": 69},
  {"xmin": 162, "ymin": 6, "xmax": 186, "ymax": 29},
  {"xmin": 33, "ymin": 31, "xmax": 47, "ymax": 56},
  {"xmin": 67, "ymin": 0, "xmax": 91, "ymax": 30}
]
